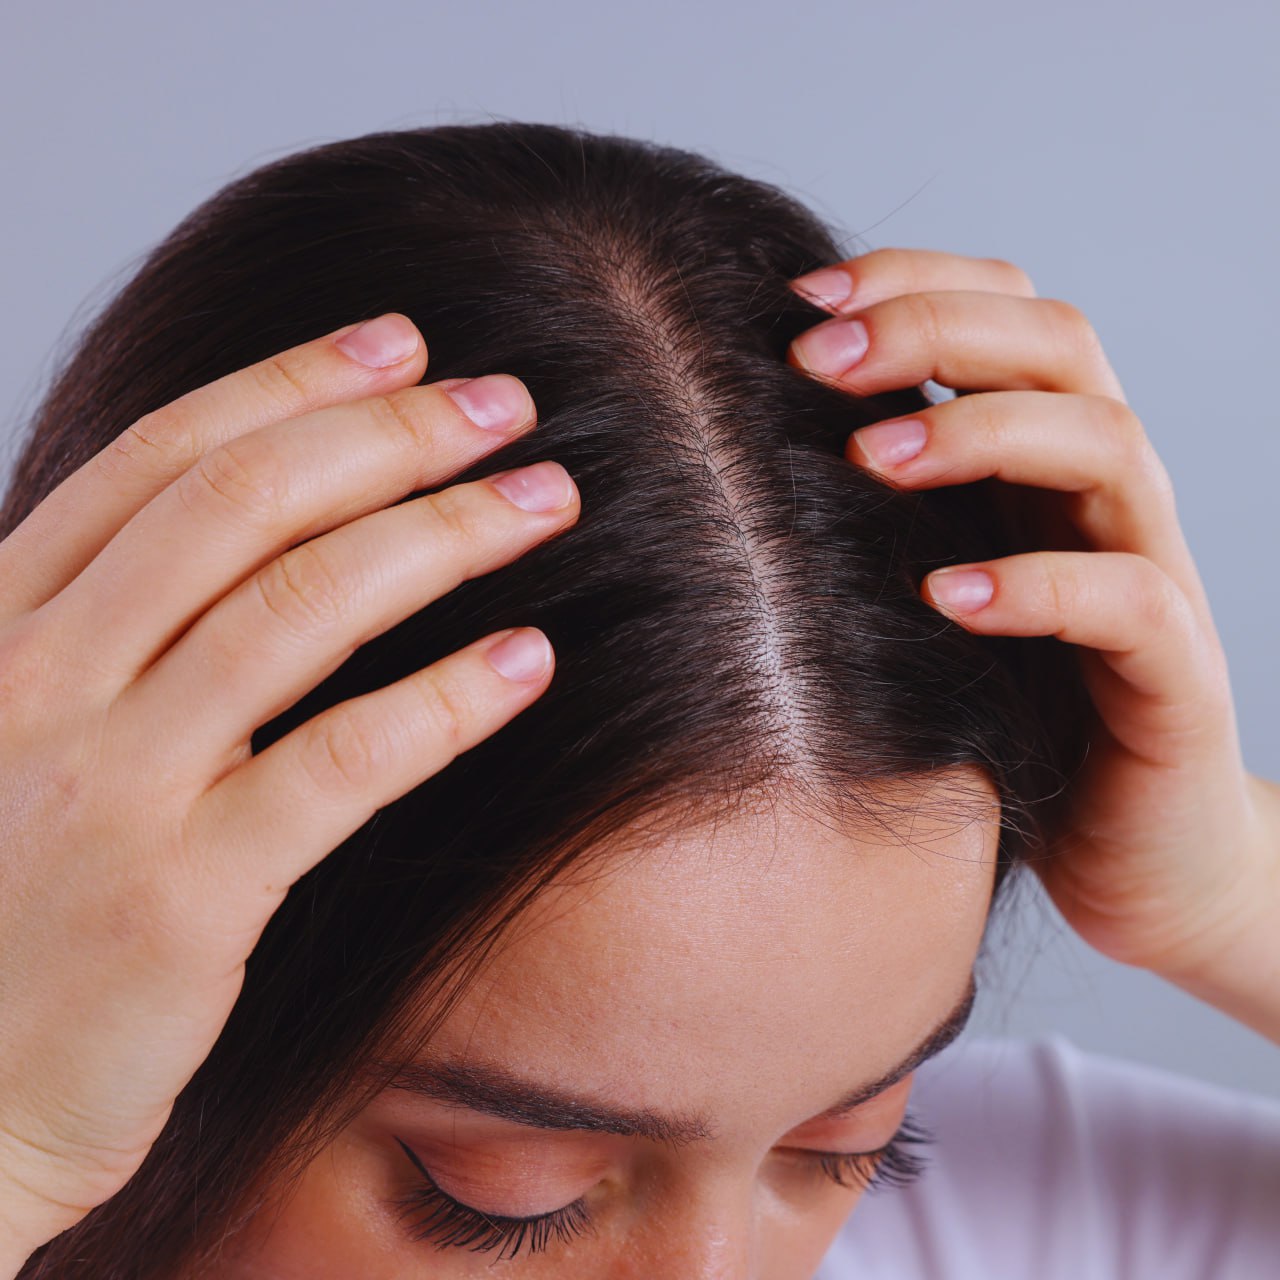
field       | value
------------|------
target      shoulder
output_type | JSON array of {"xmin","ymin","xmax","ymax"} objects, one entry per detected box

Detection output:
[{"xmin": 814, "ymin": 1034, "xmax": 1280, "ymax": 1280}]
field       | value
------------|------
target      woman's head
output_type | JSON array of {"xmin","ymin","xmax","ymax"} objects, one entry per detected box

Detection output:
[{"xmin": 6, "ymin": 121, "xmax": 1089, "ymax": 1278}]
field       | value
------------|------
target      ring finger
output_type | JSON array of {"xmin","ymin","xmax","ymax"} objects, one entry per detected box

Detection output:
[{"xmin": 844, "ymin": 389, "xmax": 1205, "ymax": 603}]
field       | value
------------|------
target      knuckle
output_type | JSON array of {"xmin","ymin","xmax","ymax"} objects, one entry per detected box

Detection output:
[
  {"xmin": 247, "ymin": 352, "xmax": 313, "ymax": 415},
  {"xmin": 419, "ymin": 486, "xmax": 483, "ymax": 556},
  {"xmin": 1092, "ymin": 393, "xmax": 1145, "ymax": 445},
  {"xmin": 1131, "ymin": 557, "xmax": 1180, "ymax": 631},
  {"xmin": 97, "ymin": 407, "xmax": 197, "ymax": 484},
  {"xmin": 97, "ymin": 418, "xmax": 168, "ymax": 482},
  {"xmin": 302, "ymin": 706, "xmax": 393, "ymax": 792},
  {"xmin": 181, "ymin": 435, "xmax": 290, "ymax": 522},
  {"xmin": 852, "ymin": 246, "xmax": 909, "ymax": 288},
  {"xmin": 1139, "ymin": 447, "xmax": 1177, "ymax": 506},
  {"xmin": 901, "ymin": 290, "xmax": 947, "ymax": 347},
  {"xmin": 983, "ymin": 257, "xmax": 1037, "ymax": 296},
  {"xmin": 1037, "ymin": 558, "xmax": 1085, "ymax": 624},
  {"xmin": 1043, "ymin": 297, "xmax": 1103, "ymax": 358},
  {"xmin": 1038, "ymin": 566, "xmax": 1068, "ymax": 623},
  {"xmin": 408, "ymin": 672, "xmax": 470, "ymax": 755},
  {"xmin": 366, "ymin": 389, "xmax": 438, "ymax": 452},
  {"xmin": 1042, "ymin": 295, "xmax": 1088, "ymax": 330},
  {"xmin": 254, "ymin": 543, "xmax": 348, "ymax": 636},
  {"xmin": 1092, "ymin": 397, "xmax": 1176, "ymax": 499},
  {"xmin": 1094, "ymin": 395, "xmax": 1149, "ymax": 466}
]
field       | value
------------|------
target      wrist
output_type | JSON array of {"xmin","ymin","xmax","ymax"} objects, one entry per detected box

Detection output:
[{"xmin": 1153, "ymin": 772, "xmax": 1280, "ymax": 1046}]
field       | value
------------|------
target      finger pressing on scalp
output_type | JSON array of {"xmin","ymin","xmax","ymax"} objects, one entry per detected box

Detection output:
[
  {"xmin": 39, "ymin": 373, "xmax": 540, "ymax": 690},
  {"xmin": 921, "ymin": 549, "xmax": 1217, "ymax": 719},
  {"xmin": 0, "ymin": 314, "xmax": 429, "ymax": 622},
  {"xmin": 122, "ymin": 460, "xmax": 578, "ymax": 771},
  {"xmin": 787, "ymin": 291, "xmax": 1128, "ymax": 402},
  {"xmin": 789, "ymin": 246, "xmax": 1039, "ymax": 316},
  {"xmin": 187, "ymin": 624, "xmax": 556, "ymax": 898},
  {"xmin": 846, "ymin": 390, "xmax": 1184, "ymax": 557},
  {"xmin": 841, "ymin": 388, "xmax": 1212, "ymax": 633}
]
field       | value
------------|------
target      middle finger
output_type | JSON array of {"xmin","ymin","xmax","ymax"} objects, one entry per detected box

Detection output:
[
  {"xmin": 787, "ymin": 290, "xmax": 1128, "ymax": 402},
  {"xmin": 844, "ymin": 388, "xmax": 1210, "ymax": 615},
  {"xmin": 39, "ymin": 376, "xmax": 538, "ymax": 689},
  {"xmin": 120, "ymin": 459, "xmax": 578, "ymax": 771}
]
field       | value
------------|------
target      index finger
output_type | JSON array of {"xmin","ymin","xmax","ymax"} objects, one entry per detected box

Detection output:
[
  {"xmin": 790, "ymin": 246, "xmax": 1040, "ymax": 315},
  {"xmin": 0, "ymin": 313, "xmax": 430, "ymax": 621}
]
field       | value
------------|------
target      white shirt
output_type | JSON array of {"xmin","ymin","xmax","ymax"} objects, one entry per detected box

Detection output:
[{"xmin": 814, "ymin": 1034, "xmax": 1280, "ymax": 1279}]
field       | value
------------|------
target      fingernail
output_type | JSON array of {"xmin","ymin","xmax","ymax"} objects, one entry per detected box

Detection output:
[
  {"xmin": 852, "ymin": 419, "xmax": 927, "ymax": 468},
  {"xmin": 927, "ymin": 568, "xmax": 994, "ymax": 613},
  {"xmin": 334, "ymin": 314, "xmax": 420, "ymax": 367},
  {"xmin": 491, "ymin": 461, "xmax": 575, "ymax": 512},
  {"xmin": 486, "ymin": 627, "xmax": 553, "ymax": 681},
  {"xmin": 445, "ymin": 374, "xmax": 534, "ymax": 432},
  {"xmin": 791, "ymin": 267, "xmax": 854, "ymax": 311},
  {"xmin": 795, "ymin": 318, "xmax": 869, "ymax": 377}
]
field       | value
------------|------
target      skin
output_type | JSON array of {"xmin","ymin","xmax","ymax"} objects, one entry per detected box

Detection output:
[
  {"xmin": 219, "ymin": 784, "xmax": 999, "ymax": 1278},
  {"xmin": 1, "ymin": 245, "xmax": 1278, "ymax": 1277}
]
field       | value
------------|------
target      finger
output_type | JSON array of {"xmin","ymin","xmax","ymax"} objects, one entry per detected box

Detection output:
[
  {"xmin": 844, "ymin": 390, "xmax": 1210, "ymax": 618},
  {"xmin": 186, "ymin": 625, "xmax": 555, "ymax": 898},
  {"xmin": 920, "ymin": 549, "xmax": 1226, "ymax": 752},
  {"xmin": 120, "ymin": 460, "xmax": 579, "ymax": 773},
  {"xmin": 35, "ymin": 374, "xmax": 538, "ymax": 691},
  {"xmin": 0, "ymin": 313, "xmax": 430, "ymax": 624},
  {"xmin": 787, "ymin": 291, "xmax": 1128, "ymax": 402},
  {"xmin": 790, "ymin": 245, "xmax": 1038, "ymax": 314}
]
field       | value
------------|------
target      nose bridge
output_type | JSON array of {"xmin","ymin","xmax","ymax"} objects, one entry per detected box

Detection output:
[
  {"xmin": 690, "ymin": 1220, "xmax": 758, "ymax": 1280},
  {"xmin": 622, "ymin": 1178, "xmax": 761, "ymax": 1280}
]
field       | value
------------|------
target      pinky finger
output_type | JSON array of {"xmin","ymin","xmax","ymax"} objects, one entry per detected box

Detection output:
[
  {"xmin": 922, "ymin": 550, "xmax": 1217, "ymax": 711},
  {"xmin": 189, "ymin": 626, "xmax": 553, "ymax": 893}
]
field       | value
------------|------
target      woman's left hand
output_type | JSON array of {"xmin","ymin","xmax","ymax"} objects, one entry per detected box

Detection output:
[{"xmin": 784, "ymin": 247, "xmax": 1280, "ymax": 1038}]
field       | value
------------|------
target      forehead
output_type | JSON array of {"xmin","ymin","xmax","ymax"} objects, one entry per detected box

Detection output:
[{"xmin": 425, "ymin": 775, "xmax": 999, "ymax": 1130}]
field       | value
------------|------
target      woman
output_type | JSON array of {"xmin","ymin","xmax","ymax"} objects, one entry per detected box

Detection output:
[{"xmin": 0, "ymin": 122, "xmax": 1276, "ymax": 1278}]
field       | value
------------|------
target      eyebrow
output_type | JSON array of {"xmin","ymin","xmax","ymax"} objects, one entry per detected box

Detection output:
[{"xmin": 380, "ymin": 972, "xmax": 978, "ymax": 1147}]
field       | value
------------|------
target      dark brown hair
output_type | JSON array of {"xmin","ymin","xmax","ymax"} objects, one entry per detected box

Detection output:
[{"xmin": 4, "ymin": 121, "xmax": 1091, "ymax": 1277}]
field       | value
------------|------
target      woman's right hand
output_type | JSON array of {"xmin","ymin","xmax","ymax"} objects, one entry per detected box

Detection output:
[{"xmin": 0, "ymin": 313, "xmax": 579, "ymax": 1266}]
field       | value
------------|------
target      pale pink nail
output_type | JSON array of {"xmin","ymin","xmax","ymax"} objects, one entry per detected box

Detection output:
[
  {"xmin": 791, "ymin": 267, "xmax": 855, "ymax": 311},
  {"xmin": 491, "ymin": 461, "xmax": 575, "ymax": 512},
  {"xmin": 486, "ymin": 628, "xmax": 553, "ymax": 681},
  {"xmin": 796, "ymin": 318, "xmax": 869, "ymax": 376},
  {"xmin": 334, "ymin": 314, "xmax": 419, "ymax": 367},
  {"xmin": 928, "ymin": 569, "xmax": 994, "ymax": 613},
  {"xmin": 853, "ymin": 419, "xmax": 927, "ymax": 468},
  {"xmin": 446, "ymin": 374, "xmax": 533, "ymax": 432}
]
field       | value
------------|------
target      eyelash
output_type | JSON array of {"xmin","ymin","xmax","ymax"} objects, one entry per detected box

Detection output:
[
  {"xmin": 812, "ymin": 1110, "xmax": 935, "ymax": 1195},
  {"xmin": 391, "ymin": 1136, "xmax": 593, "ymax": 1262},
  {"xmin": 391, "ymin": 1112, "xmax": 934, "ymax": 1261}
]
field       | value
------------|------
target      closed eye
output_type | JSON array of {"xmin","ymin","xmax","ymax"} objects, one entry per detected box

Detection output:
[
  {"xmin": 391, "ymin": 1136, "xmax": 592, "ymax": 1261},
  {"xmin": 798, "ymin": 1109, "xmax": 935, "ymax": 1194},
  {"xmin": 390, "ymin": 1109, "xmax": 934, "ymax": 1261}
]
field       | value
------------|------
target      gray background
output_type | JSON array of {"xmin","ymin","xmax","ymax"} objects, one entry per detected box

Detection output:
[{"xmin": 2, "ymin": 2, "xmax": 1276, "ymax": 1095}]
